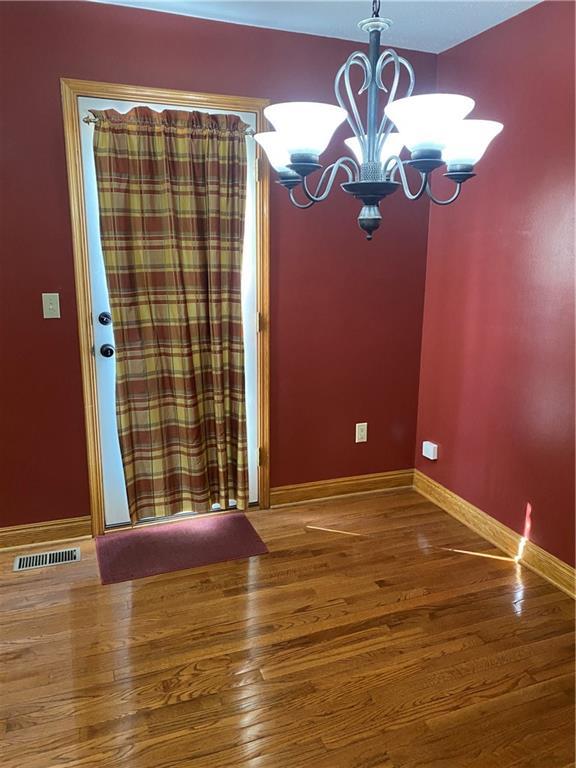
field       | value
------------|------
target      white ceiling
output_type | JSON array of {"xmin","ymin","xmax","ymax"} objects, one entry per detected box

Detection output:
[{"xmin": 96, "ymin": 0, "xmax": 542, "ymax": 53}]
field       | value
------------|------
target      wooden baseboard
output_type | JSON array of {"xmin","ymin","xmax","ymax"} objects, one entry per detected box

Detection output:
[
  {"xmin": 0, "ymin": 516, "xmax": 92, "ymax": 550},
  {"xmin": 270, "ymin": 469, "xmax": 414, "ymax": 507},
  {"xmin": 413, "ymin": 469, "xmax": 575, "ymax": 598}
]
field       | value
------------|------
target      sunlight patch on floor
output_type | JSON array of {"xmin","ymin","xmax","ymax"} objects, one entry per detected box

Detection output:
[
  {"xmin": 442, "ymin": 547, "xmax": 515, "ymax": 562},
  {"xmin": 306, "ymin": 525, "xmax": 368, "ymax": 538}
]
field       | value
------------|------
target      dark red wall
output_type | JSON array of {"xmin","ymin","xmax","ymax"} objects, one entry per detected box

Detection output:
[
  {"xmin": 0, "ymin": 2, "xmax": 435, "ymax": 526},
  {"xmin": 416, "ymin": 1, "xmax": 575, "ymax": 565}
]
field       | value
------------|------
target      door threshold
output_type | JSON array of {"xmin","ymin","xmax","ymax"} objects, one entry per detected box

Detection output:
[{"xmin": 103, "ymin": 506, "xmax": 244, "ymax": 534}]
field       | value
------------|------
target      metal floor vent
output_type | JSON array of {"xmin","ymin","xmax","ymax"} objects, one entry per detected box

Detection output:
[{"xmin": 13, "ymin": 547, "xmax": 81, "ymax": 572}]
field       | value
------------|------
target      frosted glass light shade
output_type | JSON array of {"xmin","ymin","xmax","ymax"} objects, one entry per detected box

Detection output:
[
  {"xmin": 384, "ymin": 94, "xmax": 475, "ymax": 152},
  {"xmin": 345, "ymin": 133, "xmax": 405, "ymax": 165},
  {"xmin": 442, "ymin": 119, "xmax": 504, "ymax": 167},
  {"xmin": 254, "ymin": 132, "xmax": 291, "ymax": 172},
  {"xmin": 264, "ymin": 102, "xmax": 347, "ymax": 157}
]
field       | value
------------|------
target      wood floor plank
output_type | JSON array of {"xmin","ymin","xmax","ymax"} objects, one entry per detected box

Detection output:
[{"xmin": 0, "ymin": 489, "xmax": 573, "ymax": 767}]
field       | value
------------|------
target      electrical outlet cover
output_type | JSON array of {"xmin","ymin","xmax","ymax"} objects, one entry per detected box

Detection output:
[{"xmin": 422, "ymin": 440, "xmax": 438, "ymax": 460}]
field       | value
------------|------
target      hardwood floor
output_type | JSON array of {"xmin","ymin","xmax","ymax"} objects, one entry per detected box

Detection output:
[{"xmin": 1, "ymin": 489, "xmax": 574, "ymax": 767}]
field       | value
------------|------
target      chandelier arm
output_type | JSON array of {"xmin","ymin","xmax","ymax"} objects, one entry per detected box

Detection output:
[
  {"xmin": 288, "ymin": 188, "xmax": 316, "ymax": 209},
  {"xmin": 335, "ymin": 52, "xmax": 372, "ymax": 154},
  {"xmin": 375, "ymin": 51, "xmax": 415, "ymax": 152},
  {"xmin": 301, "ymin": 156, "xmax": 359, "ymax": 203},
  {"xmin": 374, "ymin": 51, "xmax": 400, "ymax": 151},
  {"xmin": 387, "ymin": 156, "xmax": 427, "ymax": 200},
  {"xmin": 375, "ymin": 50, "xmax": 400, "ymax": 96},
  {"xmin": 425, "ymin": 179, "xmax": 462, "ymax": 206}
]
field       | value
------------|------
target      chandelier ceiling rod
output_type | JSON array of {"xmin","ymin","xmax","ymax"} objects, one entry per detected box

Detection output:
[{"xmin": 255, "ymin": 1, "xmax": 504, "ymax": 240}]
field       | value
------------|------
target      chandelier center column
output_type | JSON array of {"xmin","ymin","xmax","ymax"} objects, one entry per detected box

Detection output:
[{"xmin": 366, "ymin": 28, "xmax": 381, "ymax": 166}]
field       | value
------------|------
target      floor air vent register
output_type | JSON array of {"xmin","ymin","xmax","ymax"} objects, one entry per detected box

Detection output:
[{"xmin": 13, "ymin": 547, "xmax": 81, "ymax": 572}]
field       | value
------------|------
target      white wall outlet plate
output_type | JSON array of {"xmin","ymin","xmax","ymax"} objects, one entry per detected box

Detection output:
[
  {"xmin": 422, "ymin": 440, "xmax": 439, "ymax": 460},
  {"xmin": 355, "ymin": 422, "xmax": 368, "ymax": 443},
  {"xmin": 42, "ymin": 293, "xmax": 61, "ymax": 319}
]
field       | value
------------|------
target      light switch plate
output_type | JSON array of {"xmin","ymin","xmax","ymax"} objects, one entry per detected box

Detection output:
[
  {"xmin": 355, "ymin": 422, "xmax": 368, "ymax": 443},
  {"xmin": 42, "ymin": 293, "xmax": 61, "ymax": 319}
]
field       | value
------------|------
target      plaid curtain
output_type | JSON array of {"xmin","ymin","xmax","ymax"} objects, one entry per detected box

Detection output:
[{"xmin": 91, "ymin": 107, "xmax": 249, "ymax": 521}]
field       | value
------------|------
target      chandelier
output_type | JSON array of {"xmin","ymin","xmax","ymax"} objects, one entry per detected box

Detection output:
[{"xmin": 254, "ymin": 0, "xmax": 503, "ymax": 240}]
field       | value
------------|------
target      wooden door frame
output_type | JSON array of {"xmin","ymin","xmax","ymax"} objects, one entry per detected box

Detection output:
[{"xmin": 61, "ymin": 78, "xmax": 271, "ymax": 536}]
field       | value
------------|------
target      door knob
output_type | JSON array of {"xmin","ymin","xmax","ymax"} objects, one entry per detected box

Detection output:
[
  {"xmin": 100, "ymin": 344, "xmax": 115, "ymax": 358},
  {"xmin": 98, "ymin": 312, "xmax": 112, "ymax": 325}
]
